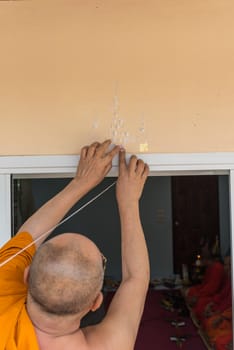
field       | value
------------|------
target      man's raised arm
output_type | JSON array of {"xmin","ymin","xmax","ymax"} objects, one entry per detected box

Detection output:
[
  {"xmin": 93, "ymin": 149, "xmax": 150, "ymax": 350},
  {"xmin": 17, "ymin": 140, "xmax": 119, "ymax": 248}
]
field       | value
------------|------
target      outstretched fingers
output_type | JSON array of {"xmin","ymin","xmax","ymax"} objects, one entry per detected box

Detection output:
[
  {"xmin": 121, "ymin": 153, "xmax": 149, "ymax": 179},
  {"xmin": 80, "ymin": 142, "xmax": 99, "ymax": 159},
  {"xmin": 119, "ymin": 148, "xmax": 127, "ymax": 173},
  {"xmin": 142, "ymin": 163, "xmax": 149, "ymax": 178},
  {"xmin": 86, "ymin": 142, "xmax": 100, "ymax": 158},
  {"xmin": 96, "ymin": 139, "xmax": 112, "ymax": 156},
  {"xmin": 129, "ymin": 155, "xmax": 138, "ymax": 174},
  {"xmin": 81, "ymin": 140, "xmax": 119, "ymax": 162},
  {"xmin": 107, "ymin": 144, "xmax": 121, "ymax": 160},
  {"xmin": 94, "ymin": 140, "xmax": 119, "ymax": 161},
  {"xmin": 80, "ymin": 145, "xmax": 89, "ymax": 159},
  {"xmin": 135, "ymin": 159, "xmax": 146, "ymax": 176}
]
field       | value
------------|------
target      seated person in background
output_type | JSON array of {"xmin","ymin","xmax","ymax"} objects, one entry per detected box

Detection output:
[
  {"xmin": 215, "ymin": 332, "xmax": 233, "ymax": 350},
  {"xmin": 193, "ymin": 255, "xmax": 231, "ymax": 322},
  {"xmin": 202, "ymin": 307, "xmax": 232, "ymax": 348},
  {"xmin": 186, "ymin": 252, "xmax": 224, "ymax": 309}
]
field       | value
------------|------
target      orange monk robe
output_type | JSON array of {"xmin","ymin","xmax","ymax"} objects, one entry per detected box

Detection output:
[
  {"xmin": 203, "ymin": 307, "xmax": 232, "ymax": 344},
  {"xmin": 215, "ymin": 333, "xmax": 233, "ymax": 350},
  {"xmin": 0, "ymin": 233, "xmax": 39, "ymax": 350},
  {"xmin": 187, "ymin": 261, "xmax": 224, "ymax": 299},
  {"xmin": 193, "ymin": 274, "xmax": 231, "ymax": 322}
]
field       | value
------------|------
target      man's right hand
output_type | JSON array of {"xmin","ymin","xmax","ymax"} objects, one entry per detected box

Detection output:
[{"xmin": 75, "ymin": 140, "xmax": 119, "ymax": 190}]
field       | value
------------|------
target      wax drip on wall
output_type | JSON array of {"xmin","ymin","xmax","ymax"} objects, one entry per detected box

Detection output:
[
  {"xmin": 89, "ymin": 89, "xmax": 149, "ymax": 152},
  {"xmin": 138, "ymin": 115, "xmax": 149, "ymax": 152},
  {"xmin": 110, "ymin": 94, "xmax": 130, "ymax": 146},
  {"xmin": 92, "ymin": 119, "xmax": 99, "ymax": 130},
  {"xmin": 90, "ymin": 113, "xmax": 101, "ymax": 142}
]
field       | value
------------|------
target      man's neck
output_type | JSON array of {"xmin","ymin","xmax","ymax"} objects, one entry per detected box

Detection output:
[
  {"xmin": 31, "ymin": 316, "xmax": 81, "ymax": 338},
  {"xmin": 26, "ymin": 298, "xmax": 83, "ymax": 338}
]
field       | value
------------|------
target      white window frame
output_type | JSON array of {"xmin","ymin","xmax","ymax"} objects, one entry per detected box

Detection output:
[{"xmin": 0, "ymin": 152, "xmax": 234, "ymax": 331}]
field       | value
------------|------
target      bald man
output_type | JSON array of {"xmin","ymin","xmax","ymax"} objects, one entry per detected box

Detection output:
[{"xmin": 0, "ymin": 140, "xmax": 150, "ymax": 350}]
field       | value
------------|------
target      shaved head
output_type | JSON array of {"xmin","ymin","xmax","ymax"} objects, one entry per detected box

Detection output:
[{"xmin": 28, "ymin": 233, "xmax": 104, "ymax": 316}]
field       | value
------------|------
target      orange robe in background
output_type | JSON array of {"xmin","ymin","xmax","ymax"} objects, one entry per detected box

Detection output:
[
  {"xmin": 193, "ymin": 274, "xmax": 231, "ymax": 322},
  {"xmin": 187, "ymin": 261, "xmax": 224, "ymax": 299},
  {"xmin": 215, "ymin": 333, "xmax": 233, "ymax": 350},
  {"xmin": 203, "ymin": 307, "xmax": 232, "ymax": 344},
  {"xmin": 0, "ymin": 232, "xmax": 39, "ymax": 350}
]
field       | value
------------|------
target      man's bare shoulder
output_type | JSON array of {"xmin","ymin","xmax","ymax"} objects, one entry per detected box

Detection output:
[
  {"xmin": 82, "ymin": 322, "xmax": 110, "ymax": 350},
  {"xmin": 81, "ymin": 314, "xmax": 135, "ymax": 350}
]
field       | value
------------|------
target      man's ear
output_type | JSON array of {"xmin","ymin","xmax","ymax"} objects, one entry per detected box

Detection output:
[
  {"xmin": 23, "ymin": 266, "xmax": 30, "ymax": 285},
  {"xmin": 90, "ymin": 292, "xmax": 103, "ymax": 312}
]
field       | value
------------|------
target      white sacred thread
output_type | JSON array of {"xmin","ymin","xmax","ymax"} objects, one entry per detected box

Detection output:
[{"xmin": 0, "ymin": 181, "xmax": 117, "ymax": 268}]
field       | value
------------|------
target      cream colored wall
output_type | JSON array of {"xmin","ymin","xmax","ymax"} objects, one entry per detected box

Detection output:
[{"xmin": 1, "ymin": 0, "xmax": 234, "ymax": 155}]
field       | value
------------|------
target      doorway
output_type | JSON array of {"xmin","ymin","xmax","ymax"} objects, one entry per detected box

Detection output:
[
  {"xmin": 12, "ymin": 175, "xmax": 230, "ymax": 281},
  {"xmin": 172, "ymin": 175, "xmax": 220, "ymax": 275}
]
